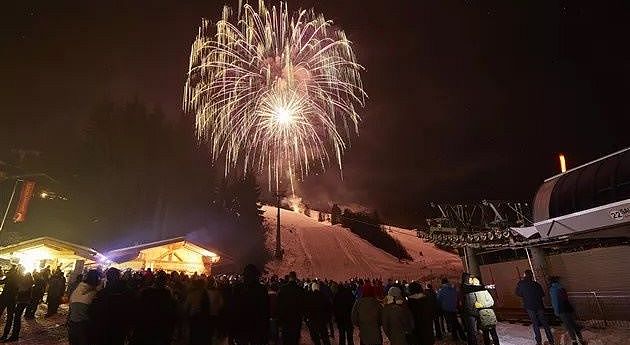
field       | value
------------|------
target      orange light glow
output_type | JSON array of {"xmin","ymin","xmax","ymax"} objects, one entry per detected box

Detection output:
[{"xmin": 559, "ymin": 154, "xmax": 567, "ymax": 173}]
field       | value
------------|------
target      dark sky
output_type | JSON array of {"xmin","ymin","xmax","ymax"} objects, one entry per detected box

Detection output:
[{"xmin": 2, "ymin": 0, "xmax": 628, "ymax": 225}]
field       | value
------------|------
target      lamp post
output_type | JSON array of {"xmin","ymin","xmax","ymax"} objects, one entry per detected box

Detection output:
[
  {"xmin": 0, "ymin": 178, "xmax": 20, "ymax": 234},
  {"xmin": 274, "ymin": 190, "xmax": 285, "ymax": 259}
]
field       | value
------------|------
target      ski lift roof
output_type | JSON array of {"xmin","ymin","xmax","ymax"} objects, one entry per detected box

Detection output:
[{"xmin": 533, "ymin": 147, "xmax": 630, "ymax": 238}]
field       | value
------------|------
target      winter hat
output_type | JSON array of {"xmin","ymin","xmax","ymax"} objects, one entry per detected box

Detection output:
[{"xmin": 387, "ymin": 286, "xmax": 403, "ymax": 299}]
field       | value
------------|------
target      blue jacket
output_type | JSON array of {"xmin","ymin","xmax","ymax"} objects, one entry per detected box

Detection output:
[
  {"xmin": 549, "ymin": 282, "xmax": 573, "ymax": 316},
  {"xmin": 515, "ymin": 278, "xmax": 545, "ymax": 311},
  {"xmin": 436, "ymin": 284, "xmax": 458, "ymax": 312}
]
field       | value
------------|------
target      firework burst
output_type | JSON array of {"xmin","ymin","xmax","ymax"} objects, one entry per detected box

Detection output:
[{"xmin": 184, "ymin": 0, "xmax": 366, "ymax": 189}]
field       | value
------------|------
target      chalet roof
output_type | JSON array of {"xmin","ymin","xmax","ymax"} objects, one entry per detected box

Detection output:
[
  {"xmin": 105, "ymin": 237, "xmax": 219, "ymax": 261},
  {"xmin": 0, "ymin": 237, "xmax": 104, "ymax": 262}
]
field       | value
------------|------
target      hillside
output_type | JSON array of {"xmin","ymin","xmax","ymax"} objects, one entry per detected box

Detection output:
[{"xmin": 263, "ymin": 205, "xmax": 462, "ymax": 283}]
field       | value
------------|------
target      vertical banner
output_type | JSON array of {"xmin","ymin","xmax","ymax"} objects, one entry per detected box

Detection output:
[{"xmin": 13, "ymin": 181, "xmax": 36, "ymax": 223}]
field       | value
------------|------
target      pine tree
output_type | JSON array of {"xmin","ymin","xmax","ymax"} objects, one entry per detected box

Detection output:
[{"xmin": 331, "ymin": 204, "xmax": 342, "ymax": 224}]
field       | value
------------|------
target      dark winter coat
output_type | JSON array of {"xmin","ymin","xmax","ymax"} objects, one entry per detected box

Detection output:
[
  {"xmin": 89, "ymin": 281, "xmax": 133, "ymax": 345},
  {"xmin": 333, "ymin": 286, "xmax": 355, "ymax": 328},
  {"xmin": 515, "ymin": 277, "xmax": 545, "ymax": 311},
  {"xmin": 232, "ymin": 281, "xmax": 270, "ymax": 344},
  {"xmin": 306, "ymin": 289, "xmax": 332, "ymax": 327},
  {"xmin": 352, "ymin": 296, "xmax": 383, "ymax": 345},
  {"xmin": 0, "ymin": 269, "xmax": 19, "ymax": 301},
  {"xmin": 47, "ymin": 273, "xmax": 66, "ymax": 301},
  {"xmin": 277, "ymin": 281, "xmax": 305, "ymax": 327},
  {"xmin": 407, "ymin": 293, "xmax": 435, "ymax": 345},
  {"xmin": 382, "ymin": 303, "xmax": 413, "ymax": 345},
  {"xmin": 549, "ymin": 282, "xmax": 574, "ymax": 316},
  {"xmin": 32, "ymin": 276, "xmax": 46, "ymax": 301},
  {"xmin": 436, "ymin": 284, "xmax": 458, "ymax": 313},
  {"xmin": 130, "ymin": 286, "xmax": 177, "ymax": 345},
  {"xmin": 16, "ymin": 275, "xmax": 33, "ymax": 304}
]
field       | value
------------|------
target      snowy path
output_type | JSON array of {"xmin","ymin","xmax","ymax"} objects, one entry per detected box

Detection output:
[{"xmin": 264, "ymin": 206, "xmax": 462, "ymax": 282}]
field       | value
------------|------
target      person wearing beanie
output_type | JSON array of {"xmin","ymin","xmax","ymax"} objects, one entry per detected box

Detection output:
[
  {"xmin": 352, "ymin": 282, "xmax": 383, "ymax": 345},
  {"xmin": 382, "ymin": 286, "xmax": 413, "ymax": 345},
  {"xmin": 68, "ymin": 269, "xmax": 102, "ymax": 345}
]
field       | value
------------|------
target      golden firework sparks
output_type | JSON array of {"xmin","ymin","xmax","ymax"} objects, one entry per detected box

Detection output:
[{"xmin": 184, "ymin": 0, "xmax": 366, "ymax": 189}]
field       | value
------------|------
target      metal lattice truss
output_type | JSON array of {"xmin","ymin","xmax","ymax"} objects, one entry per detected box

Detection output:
[{"xmin": 423, "ymin": 200, "xmax": 534, "ymax": 248}]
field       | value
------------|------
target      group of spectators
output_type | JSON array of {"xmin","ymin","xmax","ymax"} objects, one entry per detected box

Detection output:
[
  {"xmin": 0, "ymin": 263, "xmax": 584, "ymax": 345},
  {"xmin": 61, "ymin": 264, "xmax": 502, "ymax": 345},
  {"xmin": 515, "ymin": 269, "xmax": 584, "ymax": 345},
  {"xmin": 0, "ymin": 264, "xmax": 66, "ymax": 342}
]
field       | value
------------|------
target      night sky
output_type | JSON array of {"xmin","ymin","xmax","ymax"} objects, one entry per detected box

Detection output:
[{"xmin": 2, "ymin": 1, "xmax": 628, "ymax": 225}]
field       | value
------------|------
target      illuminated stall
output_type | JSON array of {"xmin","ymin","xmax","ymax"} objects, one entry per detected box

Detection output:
[
  {"xmin": 0, "ymin": 237, "xmax": 106, "ymax": 274},
  {"xmin": 105, "ymin": 237, "xmax": 220, "ymax": 275}
]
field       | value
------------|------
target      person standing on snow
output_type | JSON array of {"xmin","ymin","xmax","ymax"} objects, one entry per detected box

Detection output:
[
  {"xmin": 232, "ymin": 264, "xmax": 270, "ymax": 345},
  {"xmin": 129, "ymin": 270, "xmax": 177, "ymax": 345},
  {"xmin": 425, "ymin": 284, "xmax": 443, "ymax": 340},
  {"xmin": 89, "ymin": 268, "xmax": 133, "ymax": 345},
  {"xmin": 46, "ymin": 269, "xmax": 66, "ymax": 316},
  {"xmin": 277, "ymin": 271, "xmax": 305, "ymax": 345},
  {"xmin": 306, "ymin": 282, "xmax": 332, "ymax": 345},
  {"xmin": 549, "ymin": 276, "xmax": 583, "ymax": 345},
  {"xmin": 407, "ymin": 282, "xmax": 436, "ymax": 345},
  {"xmin": 0, "ymin": 265, "xmax": 19, "ymax": 341},
  {"xmin": 25, "ymin": 271, "xmax": 45, "ymax": 319},
  {"xmin": 3, "ymin": 270, "xmax": 33, "ymax": 341},
  {"xmin": 382, "ymin": 286, "xmax": 413, "ymax": 345},
  {"xmin": 515, "ymin": 270, "xmax": 555, "ymax": 345},
  {"xmin": 437, "ymin": 278, "xmax": 466, "ymax": 342},
  {"xmin": 352, "ymin": 283, "xmax": 383, "ymax": 345},
  {"xmin": 333, "ymin": 284, "xmax": 355, "ymax": 345},
  {"xmin": 68, "ymin": 270, "xmax": 101, "ymax": 345},
  {"xmin": 465, "ymin": 276, "xmax": 499, "ymax": 345}
]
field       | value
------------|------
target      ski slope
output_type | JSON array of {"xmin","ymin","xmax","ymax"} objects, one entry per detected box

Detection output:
[{"xmin": 263, "ymin": 206, "xmax": 462, "ymax": 282}]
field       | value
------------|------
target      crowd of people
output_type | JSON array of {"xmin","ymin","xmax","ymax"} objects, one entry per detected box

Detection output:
[
  {"xmin": 0, "ymin": 264, "xmax": 66, "ymax": 341},
  {"xmin": 0, "ymin": 263, "xmax": 583, "ymax": 345}
]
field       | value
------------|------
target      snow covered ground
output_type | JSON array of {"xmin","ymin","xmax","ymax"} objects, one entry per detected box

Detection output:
[
  {"xmin": 263, "ymin": 206, "xmax": 462, "ymax": 282},
  {"xmin": 492, "ymin": 322, "xmax": 630, "ymax": 345}
]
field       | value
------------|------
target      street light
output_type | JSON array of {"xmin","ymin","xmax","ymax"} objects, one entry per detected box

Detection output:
[{"xmin": 274, "ymin": 190, "xmax": 285, "ymax": 259}]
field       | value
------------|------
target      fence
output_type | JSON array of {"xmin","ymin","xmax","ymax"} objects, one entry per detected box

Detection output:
[{"xmin": 568, "ymin": 291, "xmax": 630, "ymax": 328}]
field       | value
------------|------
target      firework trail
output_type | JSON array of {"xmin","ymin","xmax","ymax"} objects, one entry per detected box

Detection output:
[{"xmin": 183, "ymin": 0, "xmax": 366, "ymax": 190}]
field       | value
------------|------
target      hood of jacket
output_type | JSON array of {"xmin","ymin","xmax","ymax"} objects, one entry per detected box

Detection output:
[{"xmin": 69, "ymin": 282, "xmax": 97, "ymax": 305}]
